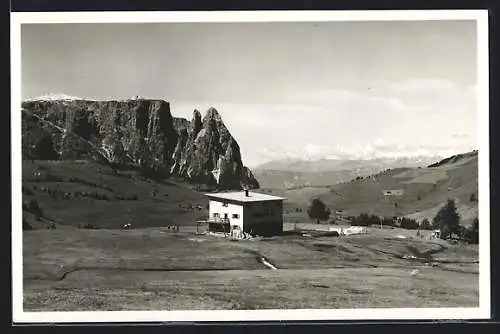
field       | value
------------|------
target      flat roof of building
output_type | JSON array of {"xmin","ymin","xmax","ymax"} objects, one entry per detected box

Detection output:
[{"xmin": 205, "ymin": 191, "xmax": 286, "ymax": 203}]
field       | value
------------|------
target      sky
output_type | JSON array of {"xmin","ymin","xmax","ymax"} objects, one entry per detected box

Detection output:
[{"xmin": 21, "ymin": 20, "xmax": 478, "ymax": 167}]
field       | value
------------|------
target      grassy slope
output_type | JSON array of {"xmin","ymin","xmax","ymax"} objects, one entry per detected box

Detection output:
[
  {"xmin": 22, "ymin": 160, "xmax": 209, "ymax": 229},
  {"xmin": 319, "ymin": 155, "xmax": 478, "ymax": 224},
  {"xmin": 24, "ymin": 228, "xmax": 478, "ymax": 310},
  {"xmin": 264, "ymin": 154, "xmax": 478, "ymax": 226}
]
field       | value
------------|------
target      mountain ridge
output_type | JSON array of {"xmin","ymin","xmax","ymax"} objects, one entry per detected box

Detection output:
[
  {"xmin": 253, "ymin": 155, "xmax": 447, "ymax": 190},
  {"xmin": 21, "ymin": 98, "xmax": 259, "ymax": 190}
]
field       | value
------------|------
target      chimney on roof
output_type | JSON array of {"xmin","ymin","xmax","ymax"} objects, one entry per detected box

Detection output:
[{"xmin": 245, "ymin": 189, "xmax": 249, "ymax": 197}]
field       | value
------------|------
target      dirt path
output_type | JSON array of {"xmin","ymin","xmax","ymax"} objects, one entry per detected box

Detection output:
[{"xmin": 260, "ymin": 257, "xmax": 278, "ymax": 270}]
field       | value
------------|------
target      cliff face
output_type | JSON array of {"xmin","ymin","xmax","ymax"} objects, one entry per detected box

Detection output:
[
  {"xmin": 171, "ymin": 108, "xmax": 259, "ymax": 190},
  {"xmin": 21, "ymin": 99, "xmax": 259, "ymax": 190}
]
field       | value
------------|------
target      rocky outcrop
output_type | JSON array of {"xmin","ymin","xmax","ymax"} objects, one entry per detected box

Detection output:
[
  {"xmin": 172, "ymin": 108, "xmax": 259, "ymax": 189},
  {"xmin": 21, "ymin": 98, "xmax": 259, "ymax": 190}
]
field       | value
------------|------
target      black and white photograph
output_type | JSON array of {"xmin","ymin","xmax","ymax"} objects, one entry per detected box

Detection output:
[{"xmin": 11, "ymin": 10, "xmax": 490, "ymax": 322}]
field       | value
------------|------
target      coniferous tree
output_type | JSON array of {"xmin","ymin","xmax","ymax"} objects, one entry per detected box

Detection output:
[
  {"xmin": 307, "ymin": 198, "xmax": 330, "ymax": 224},
  {"xmin": 432, "ymin": 199, "xmax": 461, "ymax": 239},
  {"xmin": 466, "ymin": 217, "xmax": 479, "ymax": 244},
  {"xmin": 421, "ymin": 218, "xmax": 432, "ymax": 230}
]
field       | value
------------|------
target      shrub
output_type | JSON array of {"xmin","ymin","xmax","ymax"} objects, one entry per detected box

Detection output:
[
  {"xmin": 22, "ymin": 186, "xmax": 34, "ymax": 195},
  {"xmin": 80, "ymin": 223, "xmax": 100, "ymax": 229},
  {"xmin": 28, "ymin": 199, "xmax": 43, "ymax": 218},
  {"xmin": 23, "ymin": 218, "xmax": 33, "ymax": 231}
]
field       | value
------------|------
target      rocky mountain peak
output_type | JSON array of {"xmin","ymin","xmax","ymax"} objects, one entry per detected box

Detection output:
[
  {"xmin": 203, "ymin": 107, "xmax": 223, "ymax": 123},
  {"xmin": 191, "ymin": 109, "xmax": 202, "ymax": 136},
  {"xmin": 21, "ymin": 98, "xmax": 259, "ymax": 190}
]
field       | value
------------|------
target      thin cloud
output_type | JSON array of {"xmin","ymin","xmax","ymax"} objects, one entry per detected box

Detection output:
[{"xmin": 170, "ymin": 76, "xmax": 477, "ymax": 167}]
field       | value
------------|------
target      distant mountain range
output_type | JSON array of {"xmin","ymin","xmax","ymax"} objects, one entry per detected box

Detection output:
[
  {"xmin": 255, "ymin": 156, "xmax": 444, "ymax": 173},
  {"xmin": 253, "ymin": 156, "xmax": 444, "ymax": 190}
]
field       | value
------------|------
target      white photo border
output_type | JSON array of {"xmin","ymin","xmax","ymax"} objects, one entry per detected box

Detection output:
[{"xmin": 10, "ymin": 9, "xmax": 491, "ymax": 323}]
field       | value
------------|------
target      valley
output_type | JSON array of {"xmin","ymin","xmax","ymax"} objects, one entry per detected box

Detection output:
[
  {"xmin": 19, "ymin": 99, "xmax": 480, "ymax": 312},
  {"xmin": 21, "ymin": 153, "xmax": 479, "ymax": 311}
]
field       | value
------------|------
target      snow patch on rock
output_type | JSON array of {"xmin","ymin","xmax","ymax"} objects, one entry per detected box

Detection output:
[{"xmin": 25, "ymin": 93, "xmax": 86, "ymax": 101}]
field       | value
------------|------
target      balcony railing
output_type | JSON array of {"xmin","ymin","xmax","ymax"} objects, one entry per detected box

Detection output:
[{"xmin": 207, "ymin": 217, "xmax": 230, "ymax": 224}]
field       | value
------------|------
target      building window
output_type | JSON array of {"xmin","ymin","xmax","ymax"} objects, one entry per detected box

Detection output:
[
  {"xmin": 232, "ymin": 214, "xmax": 239, "ymax": 219},
  {"xmin": 213, "ymin": 213, "xmax": 220, "ymax": 218},
  {"xmin": 222, "ymin": 202, "xmax": 228, "ymax": 207}
]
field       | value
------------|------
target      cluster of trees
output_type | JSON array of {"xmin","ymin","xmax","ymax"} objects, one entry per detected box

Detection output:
[
  {"xmin": 396, "ymin": 217, "xmax": 420, "ymax": 230},
  {"xmin": 432, "ymin": 199, "xmax": 478, "ymax": 244},
  {"xmin": 345, "ymin": 214, "xmax": 421, "ymax": 229},
  {"xmin": 348, "ymin": 214, "xmax": 393, "ymax": 227},
  {"xmin": 306, "ymin": 197, "xmax": 478, "ymax": 244}
]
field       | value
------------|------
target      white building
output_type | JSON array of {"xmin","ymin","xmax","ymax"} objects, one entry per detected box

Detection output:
[{"xmin": 205, "ymin": 190, "xmax": 286, "ymax": 236}]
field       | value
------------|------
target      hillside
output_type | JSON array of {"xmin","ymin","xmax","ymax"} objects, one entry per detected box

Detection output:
[
  {"xmin": 315, "ymin": 151, "xmax": 478, "ymax": 226},
  {"xmin": 22, "ymin": 159, "xmax": 210, "ymax": 230},
  {"xmin": 21, "ymin": 98, "xmax": 259, "ymax": 190},
  {"xmin": 254, "ymin": 156, "xmax": 441, "ymax": 190}
]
